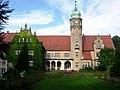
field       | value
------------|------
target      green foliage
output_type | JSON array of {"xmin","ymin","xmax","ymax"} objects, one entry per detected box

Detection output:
[
  {"xmin": 111, "ymin": 36, "xmax": 120, "ymax": 77},
  {"xmin": 81, "ymin": 66, "xmax": 93, "ymax": 72},
  {"xmin": 0, "ymin": 0, "xmax": 14, "ymax": 31},
  {"xmin": 110, "ymin": 47, "xmax": 120, "ymax": 77},
  {"xmin": 112, "ymin": 35, "xmax": 120, "ymax": 49},
  {"xmin": 15, "ymin": 43, "xmax": 29, "ymax": 73},
  {"xmin": 32, "ymin": 72, "xmax": 120, "ymax": 90},
  {"xmin": 99, "ymin": 48, "xmax": 115, "ymax": 72}
]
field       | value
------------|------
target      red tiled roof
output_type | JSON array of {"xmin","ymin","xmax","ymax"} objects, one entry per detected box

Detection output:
[
  {"xmin": 82, "ymin": 35, "xmax": 114, "ymax": 51},
  {"xmin": 1, "ymin": 33, "xmax": 114, "ymax": 51},
  {"xmin": 38, "ymin": 36, "xmax": 71, "ymax": 51},
  {"xmin": 1, "ymin": 33, "xmax": 16, "ymax": 44},
  {"xmin": 83, "ymin": 51, "xmax": 91, "ymax": 59}
]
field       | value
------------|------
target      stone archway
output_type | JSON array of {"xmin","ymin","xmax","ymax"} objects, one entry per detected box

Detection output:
[
  {"xmin": 45, "ymin": 61, "xmax": 50, "ymax": 70},
  {"xmin": 57, "ymin": 61, "xmax": 61, "ymax": 70},
  {"xmin": 51, "ymin": 61, "xmax": 55, "ymax": 70},
  {"xmin": 64, "ymin": 61, "xmax": 71, "ymax": 70}
]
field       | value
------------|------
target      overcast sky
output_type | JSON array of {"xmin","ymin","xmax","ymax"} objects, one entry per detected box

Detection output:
[{"xmin": 4, "ymin": 0, "xmax": 120, "ymax": 36}]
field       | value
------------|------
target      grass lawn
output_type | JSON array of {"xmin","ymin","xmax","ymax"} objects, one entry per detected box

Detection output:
[{"xmin": 31, "ymin": 72, "xmax": 120, "ymax": 90}]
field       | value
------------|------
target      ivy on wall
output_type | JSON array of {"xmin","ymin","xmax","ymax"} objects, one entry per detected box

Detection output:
[{"xmin": 5, "ymin": 26, "xmax": 44, "ymax": 71}]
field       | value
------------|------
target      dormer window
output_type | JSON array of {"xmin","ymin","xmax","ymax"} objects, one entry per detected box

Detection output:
[
  {"xmin": 22, "ymin": 38, "xmax": 24, "ymax": 42},
  {"xmin": 26, "ymin": 38, "xmax": 28, "ymax": 42},
  {"xmin": 96, "ymin": 42, "xmax": 101, "ymax": 49}
]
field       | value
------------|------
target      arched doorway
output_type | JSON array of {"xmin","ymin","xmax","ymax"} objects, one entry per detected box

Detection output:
[
  {"xmin": 45, "ymin": 61, "xmax": 50, "ymax": 70},
  {"xmin": 51, "ymin": 61, "xmax": 55, "ymax": 70},
  {"xmin": 57, "ymin": 61, "xmax": 61, "ymax": 70},
  {"xmin": 64, "ymin": 61, "xmax": 71, "ymax": 70}
]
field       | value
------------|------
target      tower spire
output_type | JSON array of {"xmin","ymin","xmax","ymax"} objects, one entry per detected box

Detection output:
[
  {"xmin": 75, "ymin": 1, "xmax": 77, "ymax": 11},
  {"xmin": 25, "ymin": 23, "xmax": 27, "ymax": 28}
]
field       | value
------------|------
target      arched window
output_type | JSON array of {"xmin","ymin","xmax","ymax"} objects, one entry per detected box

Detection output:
[
  {"xmin": 75, "ymin": 41, "xmax": 79, "ymax": 49},
  {"xmin": 75, "ymin": 21, "xmax": 78, "ymax": 26}
]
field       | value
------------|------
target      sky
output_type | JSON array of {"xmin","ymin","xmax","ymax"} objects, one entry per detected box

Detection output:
[{"xmin": 4, "ymin": 0, "xmax": 120, "ymax": 36}]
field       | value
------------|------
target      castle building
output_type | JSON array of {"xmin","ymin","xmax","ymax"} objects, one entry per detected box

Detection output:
[{"xmin": 2, "ymin": 1, "xmax": 114, "ymax": 71}]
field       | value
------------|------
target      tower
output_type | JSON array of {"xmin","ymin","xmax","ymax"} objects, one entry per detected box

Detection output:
[{"xmin": 70, "ymin": 1, "xmax": 82, "ymax": 70}]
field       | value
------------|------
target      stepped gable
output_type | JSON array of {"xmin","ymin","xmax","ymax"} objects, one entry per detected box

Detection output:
[{"xmin": 82, "ymin": 35, "xmax": 114, "ymax": 51}]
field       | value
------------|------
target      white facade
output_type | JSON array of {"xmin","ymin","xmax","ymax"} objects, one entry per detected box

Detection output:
[{"xmin": 0, "ymin": 58, "xmax": 7, "ymax": 76}]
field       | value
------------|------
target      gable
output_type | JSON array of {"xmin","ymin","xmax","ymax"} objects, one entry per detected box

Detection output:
[{"xmin": 82, "ymin": 35, "xmax": 114, "ymax": 51}]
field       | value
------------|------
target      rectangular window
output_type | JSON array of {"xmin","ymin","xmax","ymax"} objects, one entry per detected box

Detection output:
[
  {"xmin": 64, "ymin": 53, "xmax": 70, "ymax": 58},
  {"xmin": 29, "ymin": 61, "xmax": 33, "ymax": 66},
  {"xmin": 15, "ymin": 50, "xmax": 20, "ymax": 55},
  {"xmin": 55, "ymin": 53, "xmax": 60, "ymax": 58},
  {"xmin": 47, "ymin": 53, "xmax": 51, "ymax": 58},
  {"xmin": 96, "ymin": 52, "xmax": 100, "ymax": 57},
  {"xmin": 26, "ymin": 38, "xmax": 28, "ymax": 42},
  {"xmin": 2, "ymin": 61, "xmax": 6, "ymax": 66},
  {"xmin": 28, "ymin": 50, "xmax": 34, "ymax": 56}
]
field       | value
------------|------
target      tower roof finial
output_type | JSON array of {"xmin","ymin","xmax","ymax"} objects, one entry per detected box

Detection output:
[
  {"xmin": 75, "ymin": 1, "xmax": 77, "ymax": 11},
  {"xmin": 25, "ymin": 23, "xmax": 27, "ymax": 28}
]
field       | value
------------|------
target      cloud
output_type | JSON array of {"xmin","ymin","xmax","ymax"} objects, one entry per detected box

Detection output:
[
  {"xmin": 46, "ymin": 0, "xmax": 74, "ymax": 16},
  {"xmin": 36, "ymin": 15, "xmax": 70, "ymax": 35},
  {"xmin": 9, "ymin": 9, "xmax": 54, "ymax": 25},
  {"xmin": 5, "ymin": 0, "xmax": 120, "ymax": 37},
  {"xmin": 82, "ymin": 0, "xmax": 120, "ymax": 36}
]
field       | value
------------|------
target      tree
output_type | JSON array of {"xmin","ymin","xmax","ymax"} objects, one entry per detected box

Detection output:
[
  {"xmin": 0, "ymin": 0, "xmax": 14, "ymax": 59},
  {"xmin": 99, "ymin": 48, "xmax": 115, "ymax": 73},
  {"xmin": 112, "ymin": 35, "xmax": 120, "ymax": 49},
  {"xmin": 0, "ymin": 0, "xmax": 14, "ymax": 31},
  {"xmin": 111, "ymin": 35, "xmax": 120, "ymax": 77}
]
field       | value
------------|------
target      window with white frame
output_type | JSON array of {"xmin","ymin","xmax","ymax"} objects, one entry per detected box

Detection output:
[
  {"xmin": 26, "ymin": 38, "xmax": 28, "ymax": 42},
  {"xmin": 15, "ymin": 50, "xmax": 20, "ymax": 55},
  {"xmin": 55, "ymin": 53, "xmax": 60, "ymax": 58},
  {"xmin": 47, "ymin": 53, "xmax": 51, "ymax": 58},
  {"xmin": 29, "ymin": 61, "xmax": 33, "ymax": 66},
  {"xmin": 64, "ymin": 53, "xmax": 70, "ymax": 58},
  {"xmin": 22, "ymin": 38, "xmax": 24, "ymax": 42},
  {"xmin": 28, "ymin": 50, "xmax": 34, "ymax": 56}
]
